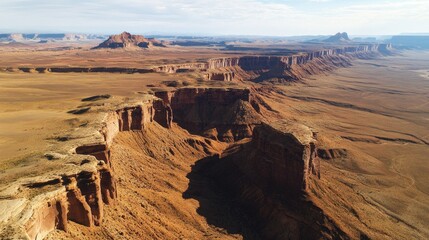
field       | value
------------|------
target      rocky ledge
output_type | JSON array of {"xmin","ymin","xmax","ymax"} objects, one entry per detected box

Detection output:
[{"xmin": 0, "ymin": 95, "xmax": 172, "ymax": 239}]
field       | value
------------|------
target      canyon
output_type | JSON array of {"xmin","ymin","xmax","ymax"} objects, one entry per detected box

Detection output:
[
  {"xmin": 0, "ymin": 43, "xmax": 391, "ymax": 84},
  {"xmin": 0, "ymin": 37, "xmax": 428, "ymax": 240},
  {"xmin": 0, "ymin": 88, "xmax": 329, "ymax": 239}
]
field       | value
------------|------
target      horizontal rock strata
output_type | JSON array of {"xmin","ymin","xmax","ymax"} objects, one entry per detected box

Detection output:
[
  {"xmin": 155, "ymin": 87, "xmax": 265, "ymax": 142},
  {"xmin": 1, "ymin": 44, "xmax": 392, "ymax": 82},
  {"xmin": 0, "ymin": 97, "xmax": 172, "ymax": 239}
]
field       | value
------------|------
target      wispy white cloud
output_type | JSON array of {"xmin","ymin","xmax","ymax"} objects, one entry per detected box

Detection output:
[{"xmin": 0, "ymin": 0, "xmax": 427, "ymax": 35}]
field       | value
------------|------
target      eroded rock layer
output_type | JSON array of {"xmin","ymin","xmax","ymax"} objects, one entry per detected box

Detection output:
[
  {"xmin": 205, "ymin": 44, "xmax": 392, "ymax": 81},
  {"xmin": 155, "ymin": 87, "xmax": 266, "ymax": 142},
  {"xmin": 0, "ymin": 44, "xmax": 391, "ymax": 84},
  {"xmin": 197, "ymin": 121, "xmax": 347, "ymax": 239},
  {"xmin": 0, "ymin": 97, "xmax": 172, "ymax": 239}
]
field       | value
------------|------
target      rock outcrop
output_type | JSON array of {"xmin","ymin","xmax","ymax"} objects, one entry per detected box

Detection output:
[
  {"xmin": 0, "ymin": 155, "xmax": 112, "ymax": 240},
  {"xmin": 210, "ymin": 121, "xmax": 320, "ymax": 197},
  {"xmin": 93, "ymin": 32, "xmax": 165, "ymax": 49},
  {"xmin": 0, "ymin": 96, "xmax": 173, "ymax": 239},
  {"xmin": 250, "ymin": 122, "xmax": 320, "ymax": 195},
  {"xmin": 155, "ymin": 87, "xmax": 266, "ymax": 142},
  {"xmin": 186, "ymin": 121, "xmax": 346, "ymax": 239}
]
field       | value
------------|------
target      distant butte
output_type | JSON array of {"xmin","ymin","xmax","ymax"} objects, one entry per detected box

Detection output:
[
  {"xmin": 93, "ymin": 31, "xmax": 166, "ymax": 49},
  {"xmin": 324, "ymin": 32, "xmax": 351, "ymax": 43}
]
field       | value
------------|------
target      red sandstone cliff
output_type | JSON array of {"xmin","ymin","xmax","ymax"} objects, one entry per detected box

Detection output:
[
  {"xmin": 155, "ymin": 87, "xmax": 267, "ymax": 142},
  {"xmin": 187, "ymin": 121, "xmax": 347, "ymax": 239},
  {"xmin": 204, "ymin": 44, "xmax": 392, "ymax": 82},
  {"xmin": 0, "ymin": 97, "xmax": 173, "ymax": 239}
]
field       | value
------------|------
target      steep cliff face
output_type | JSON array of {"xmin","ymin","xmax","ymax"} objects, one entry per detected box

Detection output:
[
  {"xmin": 0, "ymin": 98, "xmax": 173, "ymax": 240},
  {"xmin": 155, "ymin": 88, "xmax": 266, "ymax": 142},
  {"xmin": 188, "ymin": 121, "xmax": 346, "ymax": 239},
  {"xmin": 207, "ymin": 44, "xmax": 390, "ymax": 70},
  {"xmin": 206, "ymin": 71, "xmax": 235, "ymax": 81},
  {"xmin": 0, "ymin": 156, "xmax": 113, "ymax": 240},
  {"xmin": 206, "ymin": 44, "xmax": 392, "ymax": 81},
  {"xmin": 250, "ymin": 122, "xmax": 320, "ymax": 196},
  {"xmin": 209, "ymin": 121, "xmax": 320, "ymax": 199}
]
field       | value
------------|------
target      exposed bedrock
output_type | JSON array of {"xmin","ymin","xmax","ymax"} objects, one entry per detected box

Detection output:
[
  {"xmin": 0, "ymin": 159, "xmax": 113, "ymax": 240},
  {"xmin": 153, "ymin": 62, "xmax": 208, "ymax": 73},
  {"xmin": 207, "ymin": 44, "xmax": 391, "ymax": 70},
  {"xmin": 0, "ymin": 98, "xmax": 174, "ymax": 239},
  {"xmin": 206, "ymin": 71, "xmax": 235, "ymax": 81},
  {"xmin": 206, "ymin": 43, "xmax": 392, "ymax": 81},
  {"xmin": 155, "ymin": 87, "xmax": 267, "ymax": 142},
  {"xmin": 251, "ymin": 122, "xmax": 320, "ymax": 195},
  {"xmin": 186, "ymin": 121, "xmax": 347, "ymax": 239}
]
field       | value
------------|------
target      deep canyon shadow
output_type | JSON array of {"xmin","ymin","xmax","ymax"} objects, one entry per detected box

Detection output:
[{"xmin": 183, "ymin": 155, "xmax": 262, "ymax": 240}]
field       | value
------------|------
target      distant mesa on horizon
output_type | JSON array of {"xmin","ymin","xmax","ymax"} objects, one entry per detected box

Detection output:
[
  {"xmin": 92, "ymin": 32, "xmax": 166, "ymax": 49},
  {"xmin": 323, "ymin": 32, "xmax": 351, "ymax": 43}
]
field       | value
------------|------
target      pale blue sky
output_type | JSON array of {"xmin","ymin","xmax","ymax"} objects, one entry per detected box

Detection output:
[{"xmin": 0, "ymin": 0, "xmax": 428, "ymax": 36}]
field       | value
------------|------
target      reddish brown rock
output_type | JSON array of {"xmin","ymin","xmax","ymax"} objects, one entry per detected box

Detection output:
[
  {"xmin": 0, "ymin": 96, "xmax": 175, "ymax": 239},
  {"xmin": 205, "ymin": 44, "xmax": 392, "ymax": 81},
  {"xmin": 155, "ymin": 87, "xmax": 265, "ymax": 142},
  {"xmin": 93, "ymin": 31, "xmax": 165, "ymax": 49},
  {"xmin": 206, "ymin": 71, "xmax": 235, "ymax": 81},
  {"xmin": 194, "ymin": 121, "xmax": 345, "ymax": 239}
]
